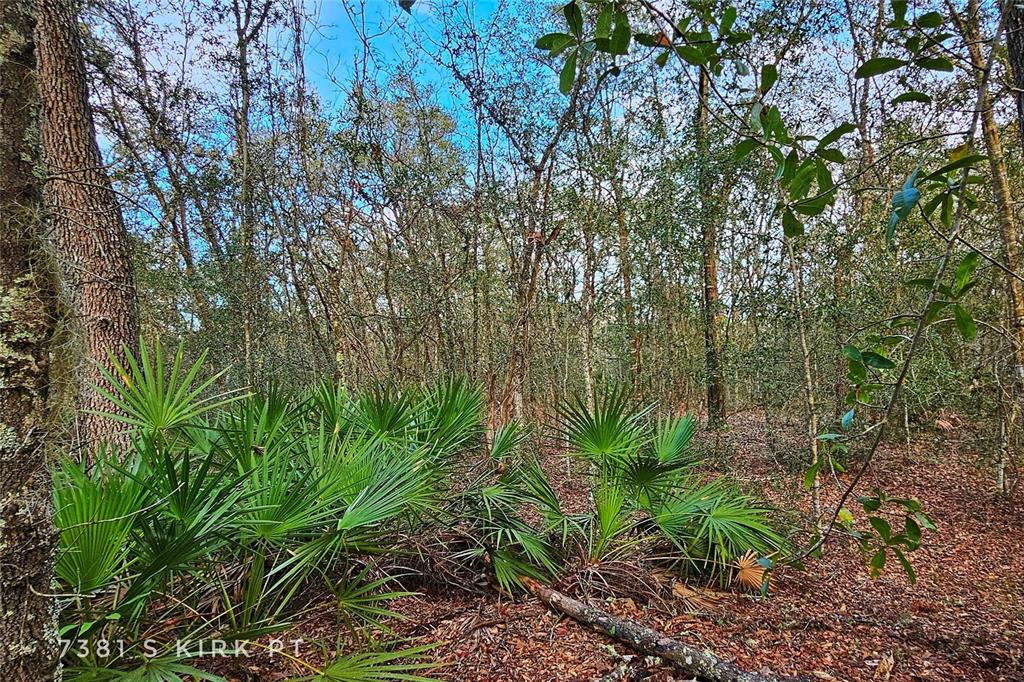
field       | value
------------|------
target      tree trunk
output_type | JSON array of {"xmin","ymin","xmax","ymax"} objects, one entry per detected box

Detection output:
[
  {"xmin": 695, "ymin": 68, "xmax": 727, "ymax": 428},
  {"xmin": 1003, "ymin": 0, "xmax": 1024, "ymax": 155},
  {"xmin": 955, "ymin": 0, "xmax": 1024, "ymax": 389},
  {"xmin": 786, "ymin": 238, "xmax": 822, "ymax": 525},
  {"xmin": 36, "ymin": 0, "xmax": 139, "ymax": 454},
  {"xmin": 0, "ymin": 0, "xmax": 61, "ymax": 676}
]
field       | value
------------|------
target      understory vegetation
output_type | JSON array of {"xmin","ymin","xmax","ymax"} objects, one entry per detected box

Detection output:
[
  {"xmin": 2, "ymin": 0, "xmax": 1021, "ymax": 678},
  {"xmin": 54, "ymin": 344, "xmax": 782, "ymax": 679}
]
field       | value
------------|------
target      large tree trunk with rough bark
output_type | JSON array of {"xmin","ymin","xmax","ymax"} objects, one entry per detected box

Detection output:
[
  {"xmin": 0, "ymin": 0, "xmax": 61, "ymax": 677},
  {"xmin": 36, "ymin": 0, "xmax": 138, "ymax": 454}
]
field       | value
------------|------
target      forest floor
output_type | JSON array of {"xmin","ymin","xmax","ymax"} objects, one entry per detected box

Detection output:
[{"xmin": 238, "ymin": 411, "xmax": 1024, "ymax": 681}]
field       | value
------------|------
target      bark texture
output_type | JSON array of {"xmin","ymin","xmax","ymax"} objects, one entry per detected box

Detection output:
[
  {"xmin": 695, "ymin": 68, "xmax": 727, "ymax": 427},
  {"xmin": 36, "ymin": 0, "xmax": 138, "ymax": 452},
  {"xmin": 1004, "ymin": 0, "xmax": 1024, "ymax": 155},
  {"xmin": 523, "ymin": 579, "xmax": 808, "ymax": 682},
  {"xmin": 0, "ymin": 0, "xmax": 61, "ymax": 677},
  {"xmin": 955, "ymin": 0, "xmax": 1024, "ymax": 387}
]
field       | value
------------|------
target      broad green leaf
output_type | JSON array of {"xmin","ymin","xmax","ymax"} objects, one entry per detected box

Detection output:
[
  {"xmin": 536, "ymin": 32, "xmax": 573, "ymax": 51},
  {"xmin": 855, "ymin": 57, "xmax": 908, "ymax": 78},
  {"xmin": 892, "ymin": 91, "xmax": 931, "ymax": 105},
  {"xmin": 870, "ymin": 547, "xmax": 887, "ymax": 575},
  {"xmin": 842, "ymin": 345, "xmax": 862, "ymax": 361},
  {"xmin": 563, "ymin": 1, "xmax": 583, "ymax": 38},
  {"xmin": 734, "ymin": 138, "xmax": 759, "ymax": 160},
  {"xmin": 720, "ymin": 6, "xmax": 737, "ymax": 34},
  {"xmin": 782, "ymin": 208, "xmax": 803, "ymax": 237},
  {"xmin": 905, "ymin": 517, "xmax": 922, "ymax": 543},
  {"xmin": 892, "ymin": 547, "xmax": 917, "ymax": 584},
  {"xmin": 869, "ymin": 516, "xmax": 891, "ymax": 541},
  {"xmin": 953, "ymin": 304, "xmax": 977, "ymax": 340},
  {"xmin": 862, "ymin": 351, "xmax": 896, "ymax": 370},
  {"xmin": 955, "ymin": 252, "xmax": 979, "ymax": 293},
  {"xmin": 922, "ymin": 154, "xmax": 987, "ymax": 182},
  {"xmin": 915, "ymin": 56, "xmax": 953, "ymax": 72},
  {"xmin": 817, "ymin": 122, "xmax": 856, "ymax": 149},
  {"xmin": 803, "ymin": 460, "xmax": 821, "ymax": 491},
  {"xmin": 891, "ymin": 0, "xmax": 908, "ymax": 26},
  {"xmin": 559, "ymin": 49, "xmax": 577, "ymax": 94},
  {"xmin": 595, "ymin": 6, "xmax": 612, "ymax": 39},
  {"xmin": 676, "ymin": 45, "xmax": 706, "ymax": 65},
  {"xmin": 916, "ymin": 10, "xmax": 944, "ymax": 28},
  {"xmin": 609, "ymin": 12, "xmax": 631, "ymax": 55},
  {"xmin": 760, "ymin": 64, "xmax": 778, "ymax": 93}
]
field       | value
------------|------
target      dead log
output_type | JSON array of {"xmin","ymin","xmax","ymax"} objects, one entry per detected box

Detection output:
[{"xmin": 522, "ymin": 578, "xmax": 810, "ymax": 682}]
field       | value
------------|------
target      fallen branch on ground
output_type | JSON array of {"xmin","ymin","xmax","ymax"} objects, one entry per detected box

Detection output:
[{"xmin": 522, "ymin": 577, "xmax": 810, "ymax": 682}]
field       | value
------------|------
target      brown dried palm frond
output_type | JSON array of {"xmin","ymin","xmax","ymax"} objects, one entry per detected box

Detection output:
[{"xmin": 734, "ymin": 549, "xmax": 766, "ymax": 591}]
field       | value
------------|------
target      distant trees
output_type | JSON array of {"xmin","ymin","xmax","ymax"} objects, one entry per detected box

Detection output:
[
  {"xmin": 0, "ymin": 0, "xmax": 60, "ymax": 677},
  {"xmin": 37, "ymin": 0, "xmax": 138, "ymax": 452}
]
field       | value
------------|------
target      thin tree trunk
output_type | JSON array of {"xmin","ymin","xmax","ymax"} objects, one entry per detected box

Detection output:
[
  {"xmin": 230, "ymin": 0, "xmax": 272, "ymax": 386},
  {"xmin": 695, "ymin": 68, "xmax": 727, "ymax": 428},
  {"xmin": 36, "ymin": 0, "xmax": 139, "ymax": 454},
  {"xmin": 786, "ymin": 238, "xmax": 821, "ymax": 525},
  {"xmin": 0, "ymin": 1, "xmax": 60, "ymax": 675},
  {"xmin": 582, "ymin": 225, "xmax": 597, "ymax": 408},
  {"xmin": 614, "ymin": 183, "xmax": 640, "ymax": 383},
  {"xmin": 955, "ymin": 0, "xmax": 1024, "ymax": 389},
  {"xmin": 1003, "ymin": 0, "xmax": 1024, "ymax": 155}
]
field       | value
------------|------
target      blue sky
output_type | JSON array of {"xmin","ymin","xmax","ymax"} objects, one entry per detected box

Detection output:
[{"xmin": 302, "ymin": 0, "xmax": 505, "ymax": 105}]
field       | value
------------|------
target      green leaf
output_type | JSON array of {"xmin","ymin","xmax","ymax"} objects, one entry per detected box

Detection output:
[
  {"xmin": 860, "ymin": 495, "xmax": 882, "ymax": 512},
  {"xmin": 803, "ymin": 460, "xmax": 821, "ymax": 491},
  {"xmin": 595, "ymin": 6, "xmax": 613, "ymax": 39},
  {"xmin": 559, "ymin": 49, "xmax": 577, "ymax": 94},
  {"xmin": 862, "ymin": 351, "xmax": 896, "ymax": 370},
  {"xmin": 915, "ymin": 56, "xmax": 953, "ymax": 72},
  {"xmin": 869, "ymin": 516, "xmax": 892, "ymax": 541},
  {"xmin": 609, "ymin": 12, "xmax": 631, "ymax": 55},
  {"xmin": 892, "ymin": 547, "xmax": 916, "ymax": 584},
  {"xmin": 536, "ymin": 32, "xmax": 574, "ymax": 51},
  {"xmin": 842, "ymin": 344, "xmax": 863, "ymax": 361},
  {"xmin": 916, "ymin": 10, "xmax": 944, "ymax": 28},
  {"xmin": 870, "ymin": 547, "xmax": 887, "ymax": 576},
  {"xmin": 782, "ymin": 208, "xmax": 803, "ymax": 237},
  {"xmin": 855, "ymin": 57, "xmax": 908, "ymax": 78},
  {"xmin": 915, "ymin": 512, "xmax": 936, "ymax": 531},
  {"xmin": 953, "ymin": 304, "xmax": 977, "ymax": 340},
  {"xmin": 955, "ymin": 252, "xmax": 979, "ymax": 293},
  {"xmin": 905, "ymin": 517, "xmax": 922, "ymax": 543},
  {"xmin": 817, "ymin": 147, "xmax": 846, "ymax": 163},
  {"xmin": 563, "ymin": 1, "xmax": 583, "ymax": 37},
  {"xmin": 922, "ymin": 154, "xmax": 987, "ymax": 182},
  {"xmin": 734, "ymin": 138, "xmax": 759, "ymax": 160},
  {"xmin": 720, "ymin": 6, "xmax": 737, "ymax": 34},
  {"xmin": 892, "ymin": 91, "xmax": 932, "ymax": 105},
  {"xmin": 760, "ymin": 64, "xmax": 778, "ymax": 93},
  {"xmin": 848, "ymin": 358, "xmax": 867, "ymax": 382},
  {"xmin": 676, "ymin": 45, "xmax": 706, "ymax": 65},
  {"xmin": 817, "ymin": 122, "xmax": 856, "ymax": 149},
  {"xmin": 891, "ymin": 0, "xmax": 908, "ymax": 26}
]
